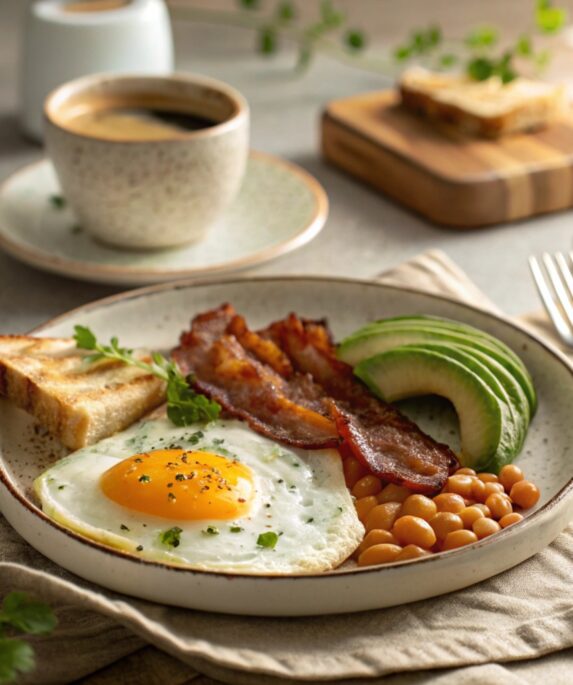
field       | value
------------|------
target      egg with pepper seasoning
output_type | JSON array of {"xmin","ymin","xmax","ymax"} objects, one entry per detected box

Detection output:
[{"xmin": 34, "ymin": 416, "xmax": 363, "ymax": 574}]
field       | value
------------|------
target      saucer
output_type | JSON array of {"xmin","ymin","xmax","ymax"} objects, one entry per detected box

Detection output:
[{"xmin": 0, "ymin": 151, "xmax": 328, "ymax": 286}]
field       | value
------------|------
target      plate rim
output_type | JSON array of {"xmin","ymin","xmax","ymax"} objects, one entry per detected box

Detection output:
[
  {"xmin": 0, "ymin": 152, "xmax": 328, "ymax": 284},
  {"xmin": 1, "ymin": 274, "xmax": 572, "ymax": 583}
]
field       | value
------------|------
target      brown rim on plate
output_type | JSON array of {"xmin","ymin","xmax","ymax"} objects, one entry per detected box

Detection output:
[
  {"xmin": 0, "ymin": 151, "xmax": 328, "ymax": 283},
  {"xmin": 1, "ymin": 275, "xmax": 571, "ymax": 580}
]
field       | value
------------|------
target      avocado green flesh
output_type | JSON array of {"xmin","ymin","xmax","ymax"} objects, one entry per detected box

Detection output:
[
  {"xmin": 338, "ymin": 323, "xmax": 537, "ymax": 416},
  {"xmin": 405, "ymin": 342, "xmax": 526, "ymax": 457},
  {"xmin": 354, "ymin": 347, "xmax": 517, "ymax": 472}
]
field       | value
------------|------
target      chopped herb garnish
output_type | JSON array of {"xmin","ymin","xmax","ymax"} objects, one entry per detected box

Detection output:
[
  {"xmin": 187, "ymin": 431, "xmax": 204, "ymax": 445},
  {"xmin": 292, "ymin": 462, "xmax": 300, "ymax": 468},
  {"xmin": 256, "ymin": 531, "xmax": 279, "ymax": 549},
  {"xmin": 136, "ymin": 545, "xmax": 144, "ymax": 552},
  {"xmin": 160, "ymin": 526, "xmax": 183, "ymax": 548},
  {"xmin": 73, "ymin": 326, "xmax": 221, "ymax": 426},
  {"xmin": 203, "ymin": 525, "xmax": 219, "ymax": 536},
  {"xmin": 120, "ymin": 524, "xmax": 130, "ymax": 531},
  {"xmin": 277, "ymin": 478, "xmax": 284, "ymax": 484},
  {"xmin": 49, "ymin": 194, "xmax": 66, "ymax": 209},
  {"xmin": 306, "ymin": 517, "xmax": 314, "ymax": 523},
  {"xmin": 230, "ymin": 526, "xmax": 243, "ymax": 533},
  {"xmin": 57, "ymin": 485, "xmax": 65, "ymax": 490},
  {"xmin": 212, "ymin": 438, "xmax": 225, "ymax": 445},
  {"xmin": 138, "ymin": 475, "xmax": 151, "ymax": 483}
]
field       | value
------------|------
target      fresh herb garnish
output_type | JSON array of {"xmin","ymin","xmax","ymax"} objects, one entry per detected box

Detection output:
[
  {"xmin": 136, "ymin": 545, "xmax": 144, "ymax": 552},
  {"xmin": 160, "ymin": 526, "xmax": 183, "ymax": 548},
  {"xmin": 256, "ymin": 531, "xmax": 279, "ymax": 549},
  {"xmin": 203, "ymin": 526, "xmax": 219, "ymax": 536},
  {"xmin": 73, "ymin": 326, "xmax": 221, "ymax": 426},
  {"xmin": 49, "ymin": 194, "xmax": 65, "ymax": 209},
  {"xmin": 0, "ymin": 592, "xmax": 57, "ymax": 684},
  {"xmin": 120, "ymin": 524, "xmax": 130, "ymax": 531},
  {"xmin": 230, "ymin": 526, "xmax": 243, "ymax": 533}
]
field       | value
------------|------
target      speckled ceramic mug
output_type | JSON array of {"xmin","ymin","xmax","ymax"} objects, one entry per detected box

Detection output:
[{"xmin": 44, "ymin": 73, "xmax": 249, "ymax": 249}]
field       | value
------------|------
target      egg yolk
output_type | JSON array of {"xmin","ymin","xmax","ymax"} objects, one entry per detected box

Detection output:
[{"xmin": 100, "ymin": 449, "xmax": 254, "ymax": 520}]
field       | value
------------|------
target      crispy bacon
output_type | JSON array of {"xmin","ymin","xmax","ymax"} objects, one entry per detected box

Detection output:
[
  {"xmin": 172, "ymin": 305, "xmax": 338, "ymax": 449},
  {"xmin": 259, "ymin": 313, "xmax": 458, "ymax": 492},
  {"xmin": 173, "ymin": 305, "xmax": 458, "ymax": 493}
]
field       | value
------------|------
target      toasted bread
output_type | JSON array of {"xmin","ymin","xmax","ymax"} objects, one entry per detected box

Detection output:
[
  {"xmin": 399, "ymin": 67, "xmax": 565, "ymax": 137},
  {"xmin": 0, "ymin": 336, "xmax": 166, "ymax": 450}
]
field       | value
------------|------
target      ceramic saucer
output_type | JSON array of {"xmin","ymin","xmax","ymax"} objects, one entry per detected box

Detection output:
[{"xmin": 0, "ymin": 151, "xmax": 328, "ymax": 286}]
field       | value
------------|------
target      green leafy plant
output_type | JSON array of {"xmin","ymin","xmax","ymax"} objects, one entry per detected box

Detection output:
[
  {"xmin": 0, "ymin": 592, "xmax": 57, "ymax": 684},
  {"xmin": 169, "ymin": 0, "xmax": 566, "ymax": 82},
  {"xmin": 73, "ymin": 326, "xmax": 221, "ymax": 426}
]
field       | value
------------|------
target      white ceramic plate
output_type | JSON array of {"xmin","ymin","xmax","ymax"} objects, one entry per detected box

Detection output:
[
  {"xmin": 0, "ymin": 154, "xmax": 327, "ymax": 286},
  {"xmin": 1, "ymin": 277, "xmax": 572, "ymax": 616}
]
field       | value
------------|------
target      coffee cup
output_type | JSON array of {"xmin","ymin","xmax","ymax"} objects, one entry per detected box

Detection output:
[{"xmin": 44, "ymin": 73, "xmax": 249, "ymax": 249}]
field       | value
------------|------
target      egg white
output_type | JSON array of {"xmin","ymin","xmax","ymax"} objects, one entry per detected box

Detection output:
[{"xmin": 34, "ymin": 417, "xmax": 364, "ymax": 574}]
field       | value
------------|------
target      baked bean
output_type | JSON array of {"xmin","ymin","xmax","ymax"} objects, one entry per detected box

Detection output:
[
  {"xmin": 355, "ymin": 495, "xmax": 378, "ymax": 523},
  {"xmin": 395, "ymin": 545, "xmax": 430, "ymax": 561},
  {"xmin": 392, "ymin": 515, "xmax": 437, "ymax": 549},
  {"xmin": 433, "ymin": 493, "xmax": 466, "ymax": 514},
  {"xmin": 446, "ymin": 475, "xmax": 475, "ymax": 499},
  {"xmin": 352, "ymin": 475, "xmax": 383, "ymax": 499},
  {"xmin": 455, "ymin": 467, "xmax": 477, "ymax": 476},
  {"xmin": 471, "ymin": 478, "xmax": 487, "ymax": 502},
  {"xmin": 400, "ymin": 494, "xmax": 437, "ymax": 521},
  {"xmin": 472, "ymin": 517, "xmax": 500, "ymax": 539},
  {"xmin": 472, "ymin": 503, "xmax": 492, "ymax": 517},
  {"xmin": 478, "ymin": 472, "xmax": 499, "ymax": 483},
  {"xmin": 510, "ymin": 480, "xmax": 540, "ymax": 509},
  {"xmin": 499, "ymin": 465, "xmax": 524, "ymax": 493},
  {"xmin": 483, "ymin": 482, "xmax": 505, "ymax": 498},
  {"xmin": 365, "ymin": 502, "xmax": 402, "ymax": 531},
  {"xmin": 459, "ymin": 505, "xmax": 485, "ymax": 529},
  {"xmin": 429, "ymin": 512, "xmax": 464, "ymax": 542},
  {"xmin": 357, "ymin": 529, "xmax": 398, "ymax": 555},
  {"xmin": 442, "ymin": 529, "xmax": 478, "ymax": 550},
  {"xmin": 485, "ymin": 493, "xmax": 513, "ymax": 520},
  {"xmin": 377, "ymin": 483, "xmax": 412, "ymax": 504},
  {"xmin": 499, "ymin": 512, "xmax": 523, "ymax": 528},
  {"xmin": 343, "ymin": 457, "xmax": 368, "ymax": 488},
  {"xmin": 357, "ymin": 543, "xmax": 402, "ymax": 567}
]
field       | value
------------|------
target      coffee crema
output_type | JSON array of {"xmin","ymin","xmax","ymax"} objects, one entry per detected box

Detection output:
[{"xmin": 62, "ymin": 106, "xmax": 219, "ymax": 141}]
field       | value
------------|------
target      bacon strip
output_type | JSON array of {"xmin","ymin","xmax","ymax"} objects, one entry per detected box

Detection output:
[
  {"xmin": 173, "ymin": 305, "xmax": 458, "ymax": 493},
  {"xmin": 173, "ymin": 306, "xmax": 338, "ymax": 449}
]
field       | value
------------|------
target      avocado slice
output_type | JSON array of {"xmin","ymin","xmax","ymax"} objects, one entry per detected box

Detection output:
[
  {"xmin": 338, "ymin": 320, "xmax": 537, "ymax": 416},
  {"xmin": 354, "ymin": 346, "xmax": 519, "ymax": 472},
  {"xmin": 403, "ymin": 342, "xmax": 527, "ymax": 455}
]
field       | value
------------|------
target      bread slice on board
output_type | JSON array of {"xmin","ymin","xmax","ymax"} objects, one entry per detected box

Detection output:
[
  {"xmin": 399, "ymin": 67, "xmax": 565, "ymax": 137},
  {"xmin": 0, "ymin": 336, "xmax": 166, "ymax": 450}
]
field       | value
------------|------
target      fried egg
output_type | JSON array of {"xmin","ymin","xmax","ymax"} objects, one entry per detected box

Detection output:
[{"xmin": 34, "ymin": 417, "xmax": 364, "ymax": 574}]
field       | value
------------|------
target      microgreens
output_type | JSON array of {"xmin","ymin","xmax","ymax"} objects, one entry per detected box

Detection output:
[{"xmin": 73, "ymin": 326, "xmax": 221, "ymax": 427}]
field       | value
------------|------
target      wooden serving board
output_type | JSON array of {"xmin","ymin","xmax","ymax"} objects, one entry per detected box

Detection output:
[{"xmin": 321, "ymin": 89, "xmax": 573, "ymax": 228}]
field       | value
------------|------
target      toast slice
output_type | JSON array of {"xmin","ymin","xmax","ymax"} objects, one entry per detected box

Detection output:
[
  {"xmin": 399, "ymin": 67, "xmax": 565, "ymax": 137},
  {"xmin": 0, "ymin": 336, "xmax": 166, "ymax": 450}
]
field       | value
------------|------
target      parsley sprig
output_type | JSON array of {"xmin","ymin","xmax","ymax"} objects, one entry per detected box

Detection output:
[
  {"xmin": 0, "ymin": 592, "xmax": 57, "ymax": 684},
  {"xmin": 73, "ymin": 326, "xmax": 221, "ymax": 427}
]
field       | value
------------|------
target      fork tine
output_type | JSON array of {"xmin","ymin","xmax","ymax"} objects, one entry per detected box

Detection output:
[
  {"xmin": 542, "ymin": 252, "xmax": 573, "ymax": 329},
  {"xmin": 555, "ymin": 252, "xmax": 573, "ymax": 301},
  {"xmin": 529, "ymin": 256, "xmax": 573, "ymax": 344}
]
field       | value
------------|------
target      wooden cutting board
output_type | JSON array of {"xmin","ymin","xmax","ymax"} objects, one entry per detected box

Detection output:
[{"xmin": 321, "ymin": 89, "xmax": 573, "ymax": 228}]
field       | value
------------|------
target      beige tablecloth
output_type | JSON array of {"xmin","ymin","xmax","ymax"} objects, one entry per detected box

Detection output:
[{"xmin": 1, "ymin": 250, "xmax": 572, "ymax": 685}]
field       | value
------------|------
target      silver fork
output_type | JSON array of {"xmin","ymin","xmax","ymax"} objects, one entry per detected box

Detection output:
[{"xmin": 529, "ymin": 253, "xmax": 573, "ymax": 346}]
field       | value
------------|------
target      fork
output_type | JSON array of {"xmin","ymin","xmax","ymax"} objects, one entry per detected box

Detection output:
[{"xmin": 529, "ymin": 253, "xmax": 573, "ymax": 346}]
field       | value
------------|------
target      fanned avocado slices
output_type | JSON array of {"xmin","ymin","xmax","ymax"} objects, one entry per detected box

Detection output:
[
  {"xmin": 337, "ymin": 316, "xmax": 537, "ymax": 416},
  {"xmin": 339, "ymin": 315, "xmax": 536, "ymax": 473}
]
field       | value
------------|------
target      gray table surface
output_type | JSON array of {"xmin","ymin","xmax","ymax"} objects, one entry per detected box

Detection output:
[{"xmin": 1, "ymin": 0, "xmax": 572, "ymax": 334}]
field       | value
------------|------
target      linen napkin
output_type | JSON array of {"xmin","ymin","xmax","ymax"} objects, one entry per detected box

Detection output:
[{"xmin": 1, "ymin": 250, "xmax": 572, "ymax": 685}]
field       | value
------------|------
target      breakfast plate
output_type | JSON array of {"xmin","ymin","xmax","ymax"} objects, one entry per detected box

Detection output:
[
  {"xmin": 0, "ymin": 153, "xmax": 327, "ymax": 286},
  {"xmin": 1, "ymin": 276, "xmax": 572, "ymax": 616}
]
